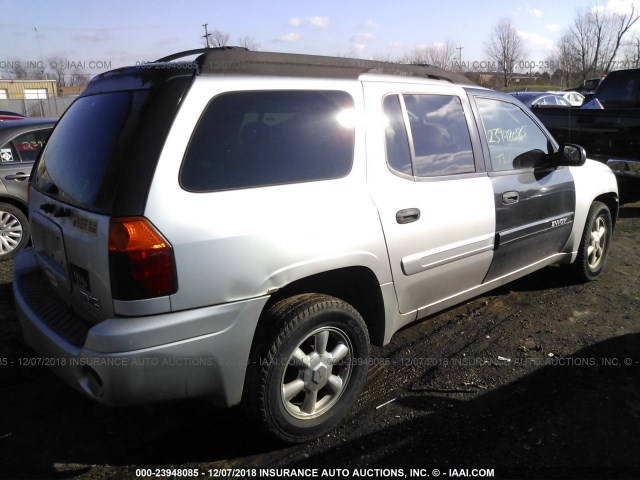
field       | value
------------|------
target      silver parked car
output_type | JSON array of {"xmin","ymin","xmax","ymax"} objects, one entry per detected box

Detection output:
[
  {"xmin": 0, "ymin": 118, "xmax": 56, "ymax": 260},
  {"xmin": 509, "ymin": 91, "xmax": 573, "ymax": 108},
  {"xmin": 14, "ymin": 48, "xmax": 618, "ymax": 442}
]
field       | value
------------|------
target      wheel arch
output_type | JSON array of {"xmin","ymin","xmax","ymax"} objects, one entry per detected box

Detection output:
[
  {"xmin": 0, "ymin": 195, "xmax": 29, "ymax": 217},
  {"xmin": 594, "ymin": 192, "xmax": 619, "ymax": 229},
  {"xmin": 256, "ymin": 266, "xmax": 387, "ymax": 347},
  {"xmin": 0, "ymin": 196, "xmax": 31, "ymax": 260}
]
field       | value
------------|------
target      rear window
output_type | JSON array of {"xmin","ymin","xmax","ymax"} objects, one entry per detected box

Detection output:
[
  {"xmin": 597, "ymin": 74, "xmax": 640, "ymax": 108},
  {"xmin": 34, "ymin": 91, "xmax": 150, "ymax": 212},
  {"xmin": 180, "ymin": 90, "xmax": 355, "ymax": 191}
]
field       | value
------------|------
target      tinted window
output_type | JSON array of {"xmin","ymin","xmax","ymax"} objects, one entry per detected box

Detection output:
[
  {"xmin": 34, "ymin": 91, "xmax": 150, "ymax": 211},
  {"xmin": 4, "ymin": 129, "xmax": 52, "ymax": 162},
  {"xmin": 597, "ymin": 74, "xmax": 640, "ymax": 107},
  {"xmin": 383, "ymin": 95, "xmax": 412, "ymax": 176},
  {"xmin": 181, "ymin": 91, "xmax": 355, "ymax": 191},
  {"xmin": 404, "ymin": 95, "xmax": 475, "ymax": 177},
  {"xmin": 475, "ymin": 98, "xmax": 550, "ymax": 171}
]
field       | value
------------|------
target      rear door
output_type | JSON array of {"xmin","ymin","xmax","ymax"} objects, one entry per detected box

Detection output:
[
  {"xmin": 470, "ymin": 95, "xmax": 575, "ymax": 281},
  {"xmin": 364, "ymin": 82, "xmax": 496, "ymax": 315},
  {"xmin": 0, "ymin": 127, "xmax": 52, "ymax": 204}
]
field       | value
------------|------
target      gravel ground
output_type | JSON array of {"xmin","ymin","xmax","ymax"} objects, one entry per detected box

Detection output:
[{"xmin": 1, "ymin": 194, "xmax": 639, "ymax": 480}]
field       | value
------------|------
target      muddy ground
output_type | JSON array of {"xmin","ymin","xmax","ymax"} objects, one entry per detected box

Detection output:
[{"xmin": 1, "ymin": 187, "xmax": 639, "ymax": 480}]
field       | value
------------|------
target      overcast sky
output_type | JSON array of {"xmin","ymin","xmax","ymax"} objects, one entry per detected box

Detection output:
[{"xmin": 1, "ymin": 0, "xmax": 639, "ymax": 75}]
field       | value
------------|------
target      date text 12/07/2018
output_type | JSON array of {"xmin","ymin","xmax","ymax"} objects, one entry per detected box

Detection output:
[{"xmin": 133, "ymin": 467, "xmax": 496, "ymax": 478}]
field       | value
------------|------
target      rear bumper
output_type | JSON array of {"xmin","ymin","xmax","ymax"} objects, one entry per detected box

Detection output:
[{"xmin": 13, "ymin": 248, "xmax": 268, "ymax": 407}]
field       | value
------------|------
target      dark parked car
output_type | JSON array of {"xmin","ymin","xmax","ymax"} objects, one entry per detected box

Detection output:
[
  {"xmin": 510, "ymin": 91, "xmax": 572, "ymax": 108},
  {"xmin": 532, "ymin": 69, "xmax": 640, "ymax": 177},
  {"xmin": 0, "ymin": 111, "xmax": 27, "ymax": 122},
  {"xmin": 0, "ymin": 118, "xmax": 56, "ymax": 260},
  {"xmin": 569, "ymin": 76, "xmax": 605, "ymax": 96}
]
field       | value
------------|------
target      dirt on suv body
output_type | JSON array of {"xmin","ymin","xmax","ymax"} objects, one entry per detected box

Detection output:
[{"xmin": 14, "ymin": 48, "xmax": 618, "ymax": 442}]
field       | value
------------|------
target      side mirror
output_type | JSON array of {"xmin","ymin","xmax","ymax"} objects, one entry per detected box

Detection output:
[{"xmin": 555, "ymin": 143, "xmax": 586, "ymax": 167}]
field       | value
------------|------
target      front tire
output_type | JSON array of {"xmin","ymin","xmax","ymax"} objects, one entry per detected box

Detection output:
[
  {"xmin": 245, "ymin": 294, "xmax": 370, "ymax": 443},
  {"xmin": 572, "ymin": 201, "xmax": 612, "ymax": 281},
  {"xmin": 0, "ymin": 202, "xmax": 29, "ymax": 261}
]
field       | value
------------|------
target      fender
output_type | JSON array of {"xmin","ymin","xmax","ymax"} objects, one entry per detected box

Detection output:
[{"xmin": 563, "ymin": 160, "xmax": 619, "ymax": 260}]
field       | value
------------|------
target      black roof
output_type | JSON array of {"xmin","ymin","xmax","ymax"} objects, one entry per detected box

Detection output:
[
  {"xmin": 510, "ymin": 91, "xmax": 554, "ymax": 98},
  {"xmin": 0, "ymin": 118, "xmax": 57, "ymax": 132},
  {"xmin": 0, "ymin": 110, "xmax": 26, "ymax": 117},
  {"xmin": 154, "ymin": 47, "xmax": 475, "ymax": 85},
  {"xmin": 604, "ymin": 68, "xmax": 640, "ymax": 77}
]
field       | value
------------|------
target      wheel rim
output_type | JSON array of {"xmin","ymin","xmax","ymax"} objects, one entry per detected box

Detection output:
[
  {"xmin": 587, "ymin": 215, "xmax": 607, "ymax": 270},
  {"xmin": 0, "ymin": 210, "xmax": 23, "ymax": 255},
  {"xmin": 281, "ymin": 326, "xmax": 353, "ymax": 420}
]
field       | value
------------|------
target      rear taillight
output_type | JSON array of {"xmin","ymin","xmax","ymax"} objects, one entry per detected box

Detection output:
[{"xmin": 108, "ymin": 217, "xmax": 177, "ymax": 300}]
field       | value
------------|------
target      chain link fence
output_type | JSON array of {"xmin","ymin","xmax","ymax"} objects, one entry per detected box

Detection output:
[{"xmin": 0, "ymin": 97, "xmax": 75, "ymax": 118}]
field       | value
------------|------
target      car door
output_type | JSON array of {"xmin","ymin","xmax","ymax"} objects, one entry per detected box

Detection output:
[
  {"xmin": 364, "ymin": 82, "xmax": 496, "ymax": 316},
  {"xmin": 0, "ymin": 127, "xmax": 52, "ymax": 203},
  {"xmin": 470, "ymin": 95, "xmax": 575, "ymax": 282}
]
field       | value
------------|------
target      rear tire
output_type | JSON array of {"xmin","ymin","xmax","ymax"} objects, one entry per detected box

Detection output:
[
  {"xmin": 572, "ymin": 201, "xmax": 612, "ymax": 282},
  {"xmin": 0, "ymin": 202, "xmax": 29, "ymax": 261},
  {"xmin": 244, "ymin": 293, "xmax": 370, "ymax": 443}
]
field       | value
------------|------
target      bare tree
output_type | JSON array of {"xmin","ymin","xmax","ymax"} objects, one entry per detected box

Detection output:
[
  {"xmin": 484, "ymin": 18, "xmax": 527, "ymax": 87},
  {"xmin": 601, "ymin": 4, "xmax": 639, "ymax": 72},
  {"xmin": 200, "ymin": 28, "xmax": 229, "ymax": 48},
  {"xmin": 428, "ymin": 41, "xmax": 458, "ymax": 70},
  {"xmin": 210, "ymin": 29, "xmax": 230, "ymax": 47},
  {"xmin": 11, "ymin": 61, "xmax": 47, "ymax": 80},
  {"xmin": 547, "ymin": 32, "xmax": 581, "ymax": 88},
  {"xmin": 402, "ymin": 40, "xmax": 458, "ymax": 70},
  {"xmin": 43, "ymin": 57, "xmax": 90, "ymax": 87},
  {"xmin": 237, "ymin": 36, "xmax": 259, "ymax": 50},
  {"xmin": 68, "ymin": 69, "xmax": 90, "ymax": 86},
  {"xmin": 561, "ymin": 5, "xmax": 640, "ymax": 81},
  {"xmin": 621, "ymin": 36, "xmax": 640, "ymax": 68},
  {"xmin": 8, "ymin": 60, "xmax": 28, "ymax": 80},
  {"xmin": 48, "ymin": 57, "xmax": 69, "ymax": 87}
]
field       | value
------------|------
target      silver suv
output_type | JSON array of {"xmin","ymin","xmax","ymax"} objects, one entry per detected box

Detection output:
[{"xmin": 14, "ymin": 48, "xmax": 618, "ymax": 442}]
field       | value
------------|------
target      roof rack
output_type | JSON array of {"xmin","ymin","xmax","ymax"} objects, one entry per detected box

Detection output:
[
  {"xmin": 153, "ymin": 47, "xmax": 474, "ymax": 85},
  {"xmin": 155, "ymin": 46, "xmax": 248, "ymax": 63}
]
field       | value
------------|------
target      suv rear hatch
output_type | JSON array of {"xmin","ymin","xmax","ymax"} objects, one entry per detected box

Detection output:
[{"xmin": 29, "ymin": 63, "xmax": 195, "ymax": 323}]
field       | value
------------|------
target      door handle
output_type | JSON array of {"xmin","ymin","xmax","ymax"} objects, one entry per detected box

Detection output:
[
  {"xmin": 396, "ymin": 208, "xmax": 421, "ymax": 224},
  {"xmin": 502, "ymin": 191, "xmax": 519, "ymax": 205},
  {"xmin": 5, "ymin": 172, "xmax": 30, "ymax": 181}
]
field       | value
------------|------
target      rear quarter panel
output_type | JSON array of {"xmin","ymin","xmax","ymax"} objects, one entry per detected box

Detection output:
[{"xmin": 145, "ymin": 76, "xmax": 392, "ymax": 312}]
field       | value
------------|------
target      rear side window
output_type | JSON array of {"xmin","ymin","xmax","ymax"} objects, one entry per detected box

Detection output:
[
  {"xmin": 597, "ymin": 74, "xmax": 639, "ymax": 108},
  {"xmin": 181, "ymin": 90, "xmax": 355, "ymax": 191},
  {"xmin": 383, "ymin": 95, "xmax": 412, "ymax": 175},
  {"xmin": 384, "ymin": 94, "xmax": 475, "ymax": 178},
  {"xmin": 404, "ymin": 94, "xmax": 475, "ymax": 177},
  {"xmin": 1, "ymin": 129, "xmax": 52, "ymax": 162}
]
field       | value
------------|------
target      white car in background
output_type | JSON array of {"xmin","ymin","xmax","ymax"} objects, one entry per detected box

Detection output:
[{"xmin": 550, "ymin": 91, "xmax": 585, "ymax": 106}]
